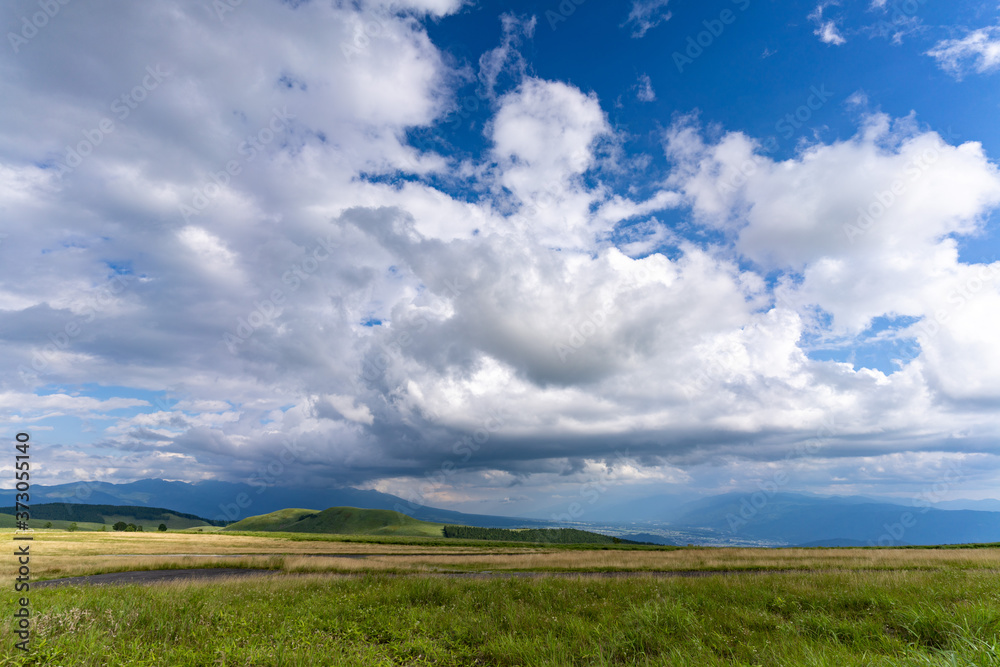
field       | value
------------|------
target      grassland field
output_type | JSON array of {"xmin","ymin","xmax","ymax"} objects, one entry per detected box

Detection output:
[{"xmin": 2, "ymin": 529, "xmax": 999, "ymax": 665}]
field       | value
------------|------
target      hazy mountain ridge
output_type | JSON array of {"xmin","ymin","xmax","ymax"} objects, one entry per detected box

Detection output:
[
  {"xmin": 12, "ymin": 479, "xmax": 547, "ymax": 529},
  {"xmin": 9, "ymin": 480, "xmax": 1000, "ymax": 546},
  {"xmin": 623, "ymin": 492, "xmax": 1000, "ymax": 546}
]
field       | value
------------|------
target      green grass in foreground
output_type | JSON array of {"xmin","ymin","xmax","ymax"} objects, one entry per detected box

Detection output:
[{"xmin": 2, "ymin": 570, "xmax": 998, "ymax": 666}]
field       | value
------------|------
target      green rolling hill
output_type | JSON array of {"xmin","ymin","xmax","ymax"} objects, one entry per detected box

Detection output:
[
  {"xmin": 0, "ymin": 503, "xmax": 222, "ymax": 531},
  {"xmin": 0, "ymin": 514, "xmax": 107, "ymax": 531},
  {"xmin": 3, "ymin": 501, "xmax": 649, "ymax": 544},
  {"xmin": 225, "ymin": 506, "xmax": 648, "ymax": 544},
  {"xmin": 441, "ymin": 525, "xmax": 638, "ymax": 544},
  {"xmin": 223, "ymin": 506, "xmax": 446, "ymax": 537}
]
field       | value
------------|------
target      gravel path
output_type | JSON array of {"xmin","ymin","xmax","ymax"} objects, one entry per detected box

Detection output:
[{"xmin": 34, "ymin": 568, "xmax": 277, "ymax": 588}]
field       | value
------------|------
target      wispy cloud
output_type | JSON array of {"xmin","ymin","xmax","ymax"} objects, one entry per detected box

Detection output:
[
  {"xmin": 816, "ymin": 21, "xmax": 847, "ymax": 45},
  {"xmin": 478, "ymin": 13, "xmax": 537, "ymax": 99},
  {"xmin": 635, "ymin": 73, "xmax": 656, "ymax": 102},
  {"xmin": 863, "ymin": 0, "xmax": 925, "ymax": 45},
  {"xmin": 926, "ymin": 25, "xmax": 1000, "ymax": 80},
  {"xmin": 809, "ymin": 2, "xmax": 847, "ymax": 46},
  {"xmin": 621, "ymin": 0, "xmax": 672, "ymax": 39}
]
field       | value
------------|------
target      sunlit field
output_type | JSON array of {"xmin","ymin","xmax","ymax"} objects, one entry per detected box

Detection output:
[
  {"xmin": 5, "ymin": 529, "xmax": 999, "ymax": 580},
  {"xmin": 3, "ymin": 530, "xmax": 999, "ymax": 665}
]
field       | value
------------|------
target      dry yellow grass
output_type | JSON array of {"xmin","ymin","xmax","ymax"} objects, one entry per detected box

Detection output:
[
  {"xmin": 284, "ymin": 546, "xmax": 1000, "ymax": 574},
  {"xmin": 3, "ymin": 530, "xmax": 541, "ymax": 579},
  {"xmin": 5, "ymin": 530, "xmax": 426, "ymax": 555},
  {"xmin": 7, "ymin": 530, "xmax": 998, "ymax": 581},
  {"xmin": 5, "ymin": 529, "xmax": 540, "ymax": 555}
]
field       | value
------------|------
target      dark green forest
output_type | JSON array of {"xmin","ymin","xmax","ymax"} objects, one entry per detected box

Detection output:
[
  {"xmin": 442, "ymin": 525, "xmax": 638, "ymax": 544},
  {"xmin": 0, "ymin": 503, "xmax": 226, "ymax": 526}
]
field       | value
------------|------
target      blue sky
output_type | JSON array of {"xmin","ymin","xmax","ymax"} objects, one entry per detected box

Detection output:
[{"xmin": 2, "ymin": 0, "xmax": 1000, "ymax": 515}]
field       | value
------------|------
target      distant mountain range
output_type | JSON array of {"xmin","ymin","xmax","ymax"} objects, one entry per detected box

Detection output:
[
  {"xmin": 8, "ymin": 479, "xmax": 1000, "ymax": 547},
  {"xmin": 612, "ymin": 492, "xmax": 1000, "ymax": 547},
  {"xmin": 932, "ymin": 498, "xmax": 1000, "ymax": 512},
  {"xmin": 10, "ymin": 478, "xmax": 546, "ymax": 529},
  {"xmin": 559, "ymin": 491, "xmax": 1000, "ymax": 524}
]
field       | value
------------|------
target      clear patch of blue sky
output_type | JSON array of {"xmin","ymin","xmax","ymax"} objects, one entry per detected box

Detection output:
[
  {"xmin": 805, "ymin": 314, "xmax": 923, "ymax": 374},
  {"xmin": 426, "ymin": 0, "xmax": 1000, "ymax": 162},
  {"xmin": 37, "ymin": 383, "xmax": 168, "ymax": 409},
  {"xmin": 29, "ymin": 384, "xmax": 180, "ymax": 446}
]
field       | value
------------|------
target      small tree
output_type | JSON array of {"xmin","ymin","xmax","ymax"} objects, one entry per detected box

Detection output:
[
  {"xmin": 67, "ymin": 522, "xmax": 78, "ymax": 532},
  {"xmin": 44, "ymin": 521, "xmax": 52, "ymax": 529},
  {"xmin": 101, "ymin": 525, "xmax": 107, "ymax": 531},
  {"xmin": 113, "ymin": 521, "xmax": 127, "ymax": 531},
  {"xmin": 137, "ymin": 525, "xmax": 143, "ymax": 532},
  {"xmin": 158, "ymin": 523, "xmax": 167, "ymax": 532},
  {"xmin": 125, "ymin": 523, "xmax": 137, "ymax": 532}
]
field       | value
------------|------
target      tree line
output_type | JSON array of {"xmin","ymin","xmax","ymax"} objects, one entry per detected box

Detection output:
[
  {"xmin": 0, "ymin": 503, "xmax": 226, "ymax": 526},
  {"xmin": 442, "ymin": 525, "xmax": 630, "ymax": 544},
  {"xmin": 112, "ymin": 522, "xmax": 169, "ymax": 532}
]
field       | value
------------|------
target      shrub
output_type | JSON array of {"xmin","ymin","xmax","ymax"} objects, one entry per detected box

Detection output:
[{"xmin": 158, "ymin": 523, "xmax": 167, "ymax": 532}]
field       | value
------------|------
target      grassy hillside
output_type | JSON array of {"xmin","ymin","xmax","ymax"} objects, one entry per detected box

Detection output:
[
  {"xmin": 443, "ymin": 525, "xmax": 641, "ymax": 544},
  {"xmin": 0, "ymin": 503, "xmax": 221, "ymax": 531},
  {"xmin": 224, "ymin": 507, "xmax": 446, "ymax": 537},
  {"xmin": 225, "ymin": 507, "xmax": 648, "ymax": 544},
  {"xmin": 0, "ymin": 514, "xmax": 107, "ymax": 531}
]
